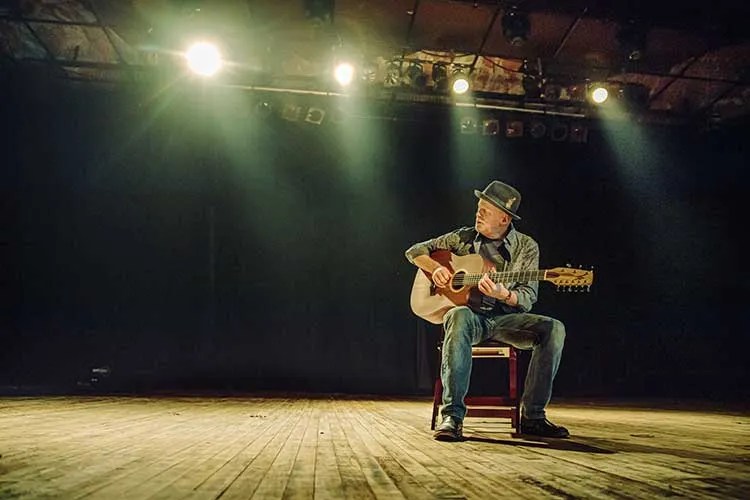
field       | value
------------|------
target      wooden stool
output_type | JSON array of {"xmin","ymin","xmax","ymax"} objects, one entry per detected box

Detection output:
[{"xmin": 431, "ymin": 340, "xmax": 521, "ymax": 432}]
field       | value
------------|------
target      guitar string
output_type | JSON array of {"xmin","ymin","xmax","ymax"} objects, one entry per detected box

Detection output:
[{"xmin": 451, "ymin": 271, "xmax": 590, "ymax": 286}]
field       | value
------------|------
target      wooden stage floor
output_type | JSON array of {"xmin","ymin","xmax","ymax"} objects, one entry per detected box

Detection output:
[{"xmin": 0, "ymin": 394, "xmax": 748, "ymax": 499}]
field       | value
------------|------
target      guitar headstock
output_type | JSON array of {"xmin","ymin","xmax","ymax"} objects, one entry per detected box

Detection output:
[{"xmin": 546, "ymin": 266, "xmax": 594, "ymax": 292}]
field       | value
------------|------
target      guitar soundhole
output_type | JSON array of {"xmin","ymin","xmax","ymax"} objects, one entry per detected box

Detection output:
[{"xmin": 450, "ymin": 270, "xmax": 466, "ymax": 292}]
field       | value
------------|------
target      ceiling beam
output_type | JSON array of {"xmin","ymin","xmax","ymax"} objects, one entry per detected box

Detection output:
[
  {"xmin": 552, "ymin": 6, "xmax": 588, "ymax": 60},
  {"xmin": 469, "ymin": 3, "xmax": 503, "ymax": 73},
  {"xmin": 81, "ymin": 0, "xmax": 126, "ymax": 65}
]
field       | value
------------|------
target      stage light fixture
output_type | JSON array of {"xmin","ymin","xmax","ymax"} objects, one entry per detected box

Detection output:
[
  {"xmin": 521, "ymin": 59, "xmax": 541, "ymax": 98},
  {"xmin": 460, "ymin": 117, "xmax": 477, "ymax": 134},
  {"xmin": 384, "ymin": 60, "xmax": 402, "ymax": 87},
  {"xmin": 334, "ymin": 62, "xmax": 355, "ymax": 86},
  {"xmin": 432, "ymin": 62, "xmax": 449, "ymax": 92},
  {"xmin": 482, "ymin": 119, "xmax": 500, "ymax": 136},
  {"xmin": 569, "ymin": 123, "xmax": 589, "ymax": 143},
  {"xmin": 529, "ymin": 120, "xmax": 547, "ymax": 139},
  {"xmin": 360, "ymin": 61, "xmax": 377, "ymax": 83},
  {"xmin": 522, "ymin": 74, "xmax": 541, "ymax": 98},
  {"xmin": 255, "ymin": 100, "xmax": 274, "ymax": 119},
  {"xmin": 451, "ymin": 70, "xmax": 470, "ymax": 95},
  {"xmin": 305, "ymin": 107, "xmax": 326, "ymax": 125},
  {"xmin": 550, "ymin": 122, "xmax": 569, "ymax": 142},
  {"xmin": 501, "ymin": 6, "xmax": 530, "ymax": 46},
  {"xmin": 542, "ymin": 83, "xmax": 562, "ymax": 101},
  {"xmin": 282, "ymin": 103, "xmax": 304, "ymax": 122},
  {"xmin": 505, "ymin": 120, "xmax": 524, "ymax": 138},
  {"xmin": 404, "ymin": 61, "xmax": 428, "ymax": 89},
  {"xmin": 590, "ymin": 85, "xmax": 609, "ymax": 104},
  {"xmin": 185, "ymin": 41, "xmax": 222, "ymax": 77}
]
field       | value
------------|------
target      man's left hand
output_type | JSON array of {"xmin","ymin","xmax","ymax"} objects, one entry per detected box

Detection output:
[{"xmin": 478, "ymin": 271, "xmax": 510, "ymax": 300}]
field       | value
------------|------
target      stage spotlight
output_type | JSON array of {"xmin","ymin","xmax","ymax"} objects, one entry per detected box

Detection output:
[
  {"xmin": 451, "ymin": 70, "xmax": 470, "ymax": 95},
  {"xmin": 360, "ymin": 61, "xmax": 377, "ymax": 84},
  {"xmin": 569, "ymin": 123, "xmax": 589, "ymax": 143},
  {"xmin": 522, "ymin": 74, "xmax": 541, "ymax": 98},
  {"xmin": 521, "ymin": 59, "xmax": 541, "ymax": 98},
  {"xmin": 185, "ymin": 41, "xmax": 222, "ymax": 77},
  {"xmin": 384, "ymin": 60, "xmax": 402, "ymax": 87},
  {"xmin": 501, "ymin": 6, "xmax": 530, "ymax": 46},
  {"xmin": 566, "ymin": 84, "xmax": 587, "ymax": 102},
  {"xmin": 590, "ymin": 85, "xmax": 609, "ymax": 104},
  {"xmin": 529, "ymin": 120, "xmax": 547, "ymax": 139},
  {"xmin": 542, "ymin": 83, "xmax": 562, "ymax": 101},
  {"xmin": 550, "ymin": 122, "xmax": 569, "ymax": 142},
  {"xmin": 460, "ymin": 117, "xmax": 477, "ymax": 134},
  {"xmin": 305, "ymin": 107, "xmax": 326, "ymax": 125},
  {"xmin": 482, "ymin": 119, "xmax": 500, "ymax": 136},
  {"xmin": 255, "ymin": 100, "xmax": 275, "ymax": 119},
  {"xmin": 404, "ymin": 62, "xmax": 428, "ymax": 89},
  {"xmin": 334, "ymin": 62, "xmax": 355, "ymax": 87},
  {"xmin": 432, "ymin": 62, "xmax": 449, "ymax": 92},
  {"xmin": 505, "ymin": 120, "xmax": 524, "ymax": 138},
  {"xmin": 281, "ymin": 103, "xmax": 303, "ymax": 122}
]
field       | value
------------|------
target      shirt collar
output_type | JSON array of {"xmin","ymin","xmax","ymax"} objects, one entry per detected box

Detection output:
[{"xmin": 475, "ymin": 224, "xmax": 517, "ymax": 250}]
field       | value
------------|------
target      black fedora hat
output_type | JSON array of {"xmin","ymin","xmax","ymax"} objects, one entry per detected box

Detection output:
[{"xmin": 474, "ymin": 180, "xmax": 522, "ymax": 220}]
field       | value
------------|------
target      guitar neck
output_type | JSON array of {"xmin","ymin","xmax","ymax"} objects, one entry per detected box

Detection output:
[{"xmin": 458, "ymin": 270, "xmax": 547, "ymax": 286}]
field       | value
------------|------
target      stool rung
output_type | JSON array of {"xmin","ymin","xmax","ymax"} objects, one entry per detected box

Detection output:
[
  {"xmin": 465, "ymin": 396, "xmax": 517, "ymax": 406},
  {"xmin": 466, "ymin": 408, "xmax": 518, "ymax": 419},
  {"xmin": 471, "ymin": 346, "xmax": 512, "ymax": 357}
]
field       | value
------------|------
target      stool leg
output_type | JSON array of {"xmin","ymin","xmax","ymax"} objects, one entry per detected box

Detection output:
[
  {"xmin": 431, "ymin": 376, "xmax": 443, "ymax": 430},
  {"xmin": 509, "ymin": 349, "xmax": 519, "ymax": 432}
]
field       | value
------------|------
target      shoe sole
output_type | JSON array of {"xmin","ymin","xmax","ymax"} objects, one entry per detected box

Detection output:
[{"xmin": 433, "ymin": 430, "xmax": 463, "ymax": 442}]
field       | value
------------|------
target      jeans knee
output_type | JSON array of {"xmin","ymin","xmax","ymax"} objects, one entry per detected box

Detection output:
[
  {"xmin": 443, "ymin": 306, "xmax": 474, "ymax": 340},
  {"xmin": 547, "ymin": 318, "xmax": 566, "ymax": 349}
]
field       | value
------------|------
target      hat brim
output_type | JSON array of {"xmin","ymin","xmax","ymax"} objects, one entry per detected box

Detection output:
[{"xmin": 474, "ymin": 190, "xmax": 521, "ymax": 220}]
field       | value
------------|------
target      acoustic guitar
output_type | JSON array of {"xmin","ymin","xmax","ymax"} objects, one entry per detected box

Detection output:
[{"xmin": 410, "ymin": 250, "xmax": 594, "ymax": 324}]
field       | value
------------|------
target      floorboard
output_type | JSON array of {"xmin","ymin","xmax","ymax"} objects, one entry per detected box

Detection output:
[{"xmin": 0, "ymin": 395, "xmax": 747, "ymax": 499}]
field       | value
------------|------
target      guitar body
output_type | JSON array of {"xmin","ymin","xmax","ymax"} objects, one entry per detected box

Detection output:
[{"xmin": 409, "ymin": 251, "xmax": 491, "ymax": 324}]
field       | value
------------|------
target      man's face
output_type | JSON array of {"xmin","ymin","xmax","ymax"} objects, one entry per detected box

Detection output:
[{"xmin": 475, "ymin": 198, "xmax": 509, "ymax": 238}]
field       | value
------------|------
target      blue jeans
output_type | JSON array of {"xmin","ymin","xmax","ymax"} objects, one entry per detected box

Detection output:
[{"xmin": 440, "ymin": 306, "xmax": 566, "ymax": 421}]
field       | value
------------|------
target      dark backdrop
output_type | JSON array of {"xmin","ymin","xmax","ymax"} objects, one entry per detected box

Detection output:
[{"xmin": 2, "ymin": 74, "xmax": 748, "ymax": 399}]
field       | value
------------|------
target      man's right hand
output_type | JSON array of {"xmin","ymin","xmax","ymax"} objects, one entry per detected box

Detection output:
[{"xmin": 431, "ymin": 266, "xmax": 453, "ymax": 288}]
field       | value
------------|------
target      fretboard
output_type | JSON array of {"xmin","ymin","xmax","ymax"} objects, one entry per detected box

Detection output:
[{"xmin": 453, "ymin": 270, "xmax": 547, "ymax": 286}]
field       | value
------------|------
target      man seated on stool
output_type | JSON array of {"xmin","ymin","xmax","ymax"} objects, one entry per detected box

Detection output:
[{"xmin": 405, "ymin": 180, "xmax": 569, "ymax": 441}]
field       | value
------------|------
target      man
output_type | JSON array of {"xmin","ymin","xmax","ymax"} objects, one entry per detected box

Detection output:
[{"xmin": 405, "ymin": 180, "xmax": 569, "ymax": 441}]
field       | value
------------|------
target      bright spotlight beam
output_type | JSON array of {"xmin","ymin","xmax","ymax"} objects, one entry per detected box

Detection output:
[
  {"xmin": 452, "ymin": 76, "xmax": 470, "ymax": 95},
  {"xmin": 591, "ymin": 87, "xmax": 609, "ymax": 104},
  {"xmin": 334, "ymin": 63, "xmax": 355, "ymax": 87},
  {"xmin": 185, "ymin": 42, "xmax": 223, "ymax": 77}
]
